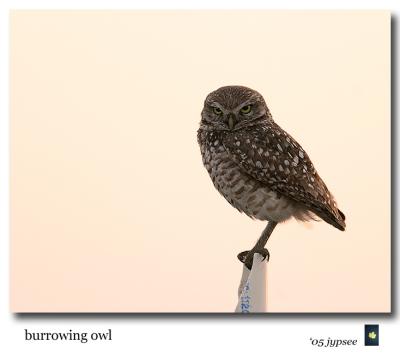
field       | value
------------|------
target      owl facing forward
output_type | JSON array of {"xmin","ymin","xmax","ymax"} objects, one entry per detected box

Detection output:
[{"xmin": 197, "ymin": 86, "xmax": 346, "ymax": 236}]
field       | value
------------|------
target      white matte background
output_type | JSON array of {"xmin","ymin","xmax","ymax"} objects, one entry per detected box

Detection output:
[{"xmin": 0, "ymin": 0, "xmax": 398, "ymax": 353}]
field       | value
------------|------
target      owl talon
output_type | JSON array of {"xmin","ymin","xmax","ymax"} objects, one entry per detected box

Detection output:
[
  {"xmin": 237, "ymin": 248, "xmax": 270, "ymax": 270},
  {"xmin": 237, "ymin": 250, "xmax": 250, "ymax": 263}
]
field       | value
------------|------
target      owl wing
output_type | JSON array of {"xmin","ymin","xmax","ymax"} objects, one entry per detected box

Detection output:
[{"xmin": 222, "ymin": 124, "xmax": 346, "ymax": 230}]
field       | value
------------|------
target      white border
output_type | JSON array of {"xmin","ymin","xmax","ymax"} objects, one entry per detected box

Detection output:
[
  {"xmin": 2, "ymin": 0, "xmax": 400, "ymax": 9},
  {"xmin": 0, "ymin": 1, "xmax": 398, "ymax": 353}
]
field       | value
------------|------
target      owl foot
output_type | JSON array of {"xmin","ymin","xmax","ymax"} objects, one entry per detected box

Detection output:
[{"xmin": 237, "ymin": 248, "xmax": 270, "ymax": 270}]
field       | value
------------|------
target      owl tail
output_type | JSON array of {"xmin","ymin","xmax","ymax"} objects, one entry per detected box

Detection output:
[{"xmin": 315, "ymin": 208, "xmax": 346, "ymax": 231}]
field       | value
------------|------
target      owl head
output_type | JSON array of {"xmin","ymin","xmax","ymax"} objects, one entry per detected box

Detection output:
[{"xmin": 200, "ymin": 85, "xmax": 272, "ymax": 131}]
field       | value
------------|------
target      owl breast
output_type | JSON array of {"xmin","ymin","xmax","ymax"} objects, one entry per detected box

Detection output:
[{"xmin": 199, "ymin": 130, "xmax": 296, "ymax": 222}]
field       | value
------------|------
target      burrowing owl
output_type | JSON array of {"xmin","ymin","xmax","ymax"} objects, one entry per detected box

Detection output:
[{"xmin": 197, "ymin": 86, "xmax": 346, "ymax": 269}]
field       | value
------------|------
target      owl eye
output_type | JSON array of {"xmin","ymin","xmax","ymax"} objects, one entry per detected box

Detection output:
[
  {"xmin": 213, "ymin": 107, "xmax": 223, "ymax": 115},
  {"xmin": 240, "ymin": 105, "xmax": 252, "ymax": 114}
]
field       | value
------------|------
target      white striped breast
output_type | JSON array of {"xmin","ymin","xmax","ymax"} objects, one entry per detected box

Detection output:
[{"xmin": 202, "ymin": 144, "xmax": 296, "ymax": 222}]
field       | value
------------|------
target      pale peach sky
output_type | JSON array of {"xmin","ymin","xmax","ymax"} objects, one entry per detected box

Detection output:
[{"xmin": 10, "ymin": 10, "xmax": 390, "ymax": 312}]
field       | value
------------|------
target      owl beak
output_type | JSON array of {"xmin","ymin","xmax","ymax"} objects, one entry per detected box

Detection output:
[{"xmin": 227, "ymin": 113, "xmax": 236, "ymax": 130}]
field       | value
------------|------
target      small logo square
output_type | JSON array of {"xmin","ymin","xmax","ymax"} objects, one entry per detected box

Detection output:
[{"xmin": 365, "ymin": 324, "xmax": 379, "ymax": 346}]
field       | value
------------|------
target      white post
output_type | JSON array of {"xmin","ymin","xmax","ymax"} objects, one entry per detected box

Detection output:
[{"xmin": 235, "ymin": 253, "xmax": 267, "ymax": 313}]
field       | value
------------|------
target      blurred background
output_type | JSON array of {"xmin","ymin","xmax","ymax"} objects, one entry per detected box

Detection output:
[{"xmin": 10, "ymin": 10, "xmax": 390, "ymax": 312}]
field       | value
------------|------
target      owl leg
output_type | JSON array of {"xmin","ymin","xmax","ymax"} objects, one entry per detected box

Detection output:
[{"xmin": 237, "ymin": 221, "xmax": 278, "ymax": 270}]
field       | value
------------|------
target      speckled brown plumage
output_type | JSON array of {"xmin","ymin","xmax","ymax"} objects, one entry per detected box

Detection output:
[{"xmin": 197, "ymin": 86, "xmax": 345, "ymax": 268}]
